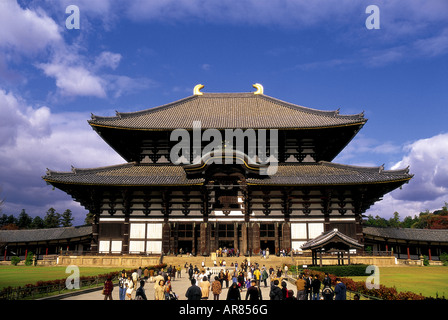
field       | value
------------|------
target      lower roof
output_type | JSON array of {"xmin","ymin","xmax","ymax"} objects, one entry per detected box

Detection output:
[{"xmin": 43, "ymin": 161, "xmax": 412, "ymax": 187}]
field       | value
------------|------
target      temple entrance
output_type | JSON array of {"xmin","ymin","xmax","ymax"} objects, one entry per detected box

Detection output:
[
  {"xmin": 261, "ymin": 240, "xmax": 275, "ymax": 254},
  {"xmin": 178, "ymin": 240, "xmax": 193, "ymax": 255},
  {"xmin": 218, "ymin": 240, "xmax": 234, "ymax": 249}
]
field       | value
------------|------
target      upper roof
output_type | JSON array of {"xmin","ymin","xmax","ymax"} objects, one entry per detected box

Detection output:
[
  {"xmin": 363, "ymin": 226, "xmax": 448, "ymax": 243},
  {"xmin": 43, "ymin": 161, "xmax": 412, "ymax": 187},
  {"xmin": 0, "ymin": 225, "xmax": 92, "ymax": 244},
  {"xmin": 89, "ymin": 92, "xmax": 366, "ymax": 130}
]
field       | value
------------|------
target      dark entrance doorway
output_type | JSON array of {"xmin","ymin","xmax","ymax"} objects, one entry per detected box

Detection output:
[
  {"xmin": 178, "ymin": 240, "xmax": 193, "ymax": 254},
  {"xmin": 261, "ymin": 240, "xmax": 275, "ymax": 253}
]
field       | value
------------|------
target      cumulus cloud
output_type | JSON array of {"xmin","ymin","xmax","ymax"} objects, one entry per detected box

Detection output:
[
  {"xmin": 391, "ymin": 133, "xmax": 448, "ymax": 201},
  {"xmin": 0, "ymin": 89, "xmax": 51, "ymax": 146},
  {"xmin": 0, "ymin": 0, "xmax": 62, "ymax": 53},
  {"xmin": 366, "ymin": 133, "xmax": 448, "ymax": 219},
  {"xmin": 0, "ymin": 91, "xmax": 123, "ymax": 223}
]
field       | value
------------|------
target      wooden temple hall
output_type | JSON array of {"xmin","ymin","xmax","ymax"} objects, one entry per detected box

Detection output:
[{"xmin": 43, "ymin": 84, "xmax": 413, "ymax": 256}]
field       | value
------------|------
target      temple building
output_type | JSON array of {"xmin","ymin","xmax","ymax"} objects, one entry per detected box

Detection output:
[{"xmin": 42, "ymin": 84, "xmax": 413, "ymax": 256}]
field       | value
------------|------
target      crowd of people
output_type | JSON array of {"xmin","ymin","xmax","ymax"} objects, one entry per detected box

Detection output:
[{"xmin": 103, "ymin": 260, "xmax": 348, "ymax": 301}]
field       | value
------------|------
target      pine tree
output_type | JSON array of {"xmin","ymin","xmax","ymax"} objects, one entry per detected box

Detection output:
[
  {"xmin": 30, "ymin": 216, "xmax": 45, "ymax": 229},
  {"xmin": 17, "ymin": 209, "xmax": 33, "ymax": 229},
  {"xmin": 43, "ymin": 207, "xmax": 61, "ymax": 228},
  {"xmin": 61, "ymin": 209, "xmax": 74, "ymax": 227}
]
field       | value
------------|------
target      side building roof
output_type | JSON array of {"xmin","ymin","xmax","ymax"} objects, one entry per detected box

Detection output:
[
  {"xmin": 363, "ymin": 226, "xmax": 448, "ymax": 244},
  {"xmin": 0, "ymin": 225, "xmax": 92, "ymax": 244}
]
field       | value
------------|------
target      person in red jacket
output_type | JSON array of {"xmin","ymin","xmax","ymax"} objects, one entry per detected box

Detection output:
[{"xmin": 103, "ymin": 276, "xmax": 114, "ymax": 300}]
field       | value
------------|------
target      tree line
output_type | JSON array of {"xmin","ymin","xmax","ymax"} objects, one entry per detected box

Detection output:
[
  {"xmin": 0, "ymin": 208, "xmax": 76, "ymax": 230},
  {"xmin": 363, "ymin": 202, "xmax": 448, "ymax": 229}
]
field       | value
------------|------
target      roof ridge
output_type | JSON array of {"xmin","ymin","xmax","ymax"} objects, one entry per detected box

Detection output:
[
  {"xmin": 45, "ymin": 162, "xmax": 136, "ymax": 177},
  {"xmin": 320, "ymin": 161, "xmax": 411, "ymax": 175}
]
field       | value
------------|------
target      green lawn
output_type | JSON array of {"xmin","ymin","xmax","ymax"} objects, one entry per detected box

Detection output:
[
  {"xmin": 348, "ymin": 266, "xmax": 448, "ymax": 298},
  {"xmin": 0, "ymin": 265, "xmax": 124, "ymax": 290}
]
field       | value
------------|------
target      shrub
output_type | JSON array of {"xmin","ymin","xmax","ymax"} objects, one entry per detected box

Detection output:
[
  {"xmin": 440, "ymin": 252, "xmax": 448, "ymax": 266},
  {"xmin": 24, "ymin": 252, "xmax": 34, "ymax": 266},
  {"xmin": 308, "ymin": 264, "xmax": 369, "ymax": 277},
  {"xmin": 11, "ymin": 256, "xmax": 20, "ymax": 266}
]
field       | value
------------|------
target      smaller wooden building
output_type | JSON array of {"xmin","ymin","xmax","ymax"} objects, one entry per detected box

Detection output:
[
  {"xmin": 301, "ymin": 228, "xmax": 363, "ymax": 266},
  {"xmin": 0, "ymin": 225, "xmax": 92, "ymax": 261},
  {"xmin": 363, "ymin": 227, "xmax": 448, "ymax": 261}
]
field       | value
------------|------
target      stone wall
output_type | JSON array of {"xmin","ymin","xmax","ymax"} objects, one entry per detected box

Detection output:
[{"xmin": 56, "ymin": 255, "xmax": 160, "ymax": 267}]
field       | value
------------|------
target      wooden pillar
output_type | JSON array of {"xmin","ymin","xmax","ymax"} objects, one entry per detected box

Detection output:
[
  {"xmin": 162, "ymin": 223, "xmax": 171, "ymax": 255},
  {"xmin": 199, "ymin": 222, "xmax": 209, "ymax": 256},
  {"xmin": 282, "ymin": 222, "xmax": 291, "ymax": 253},
  {"xmin": 241, "ymin": 223, "xmax": 248, "ymax": 256},
  {"xmin": 319, "ymin": 250, "xmax": 323, "ymax": 267},
  {"xmin": 91, "ymin": 214, "xmax": 99, "ymax": 254},
  {"xmin": 428, "ymin": 247, "xmax": 432, "ymax": 261},
  {"xmin": 407, "ymin": 246, "xmax": 411, "ymax": 260},
  {"xmin": 122, "ymin": 216, "xmax": 130, "ymax": 254},
  {"xmin": 252, "ymin": 222, "xmax": 260, "ymax": 255}
]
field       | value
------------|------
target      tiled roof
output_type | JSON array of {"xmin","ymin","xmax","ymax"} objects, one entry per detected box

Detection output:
[
  {"xmin": 363, "ymin": 226, "xmax": 448, "ymax": 243},
  {"xmin": 43, "ymin": 162, "xmax": 412, "ymax": 186},
  {"xmin": 0, "ymin": 225, "xmax": 92, "ymax": 243},
  {"xmin": 89, "ymin": 93, "xmax": 366, "ymax": 130},
  {"xmin": 301, "ymin": 229, "xmax": 363, "ymax": 250},
  {"xmin": 43, "ymin": 163, "xmax": 204, "ymax": 186},
  {"xmin": 247, "ymin": 162, "xmax": 412, "ymax": 186}
]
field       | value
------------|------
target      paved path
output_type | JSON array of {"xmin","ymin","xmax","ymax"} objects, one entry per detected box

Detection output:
[{"xmin": 58, "ymin": 271, "xmax": 297, "ymax": 301}]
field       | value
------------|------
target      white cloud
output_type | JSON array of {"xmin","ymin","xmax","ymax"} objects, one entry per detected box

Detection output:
[
  {"xmin": 94, "ymin": 51, "xmax": 122, "ymax": 70},
  {"xmin": 0, "ymin": 0, "xmax": 62, "ymax": 53},
  {"xmin": 38, "ymin": 61, "xmax": 107, "ymax": 98},
  {"xmin": 0, "ymin": 90, "xmax": 123, "ymax": 223},
  {"xmin": 366, "ymin": 133, "xmax": 448, "ymax": 218}
]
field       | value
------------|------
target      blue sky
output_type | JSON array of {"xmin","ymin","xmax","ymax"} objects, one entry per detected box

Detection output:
[{"xmin": 0, "ymin": 0, "xmax": 447, "ymax": 225}]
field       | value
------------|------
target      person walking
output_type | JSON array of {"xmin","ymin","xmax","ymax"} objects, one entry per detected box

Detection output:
[
  {"xmin": 322, "ymin": 273, "xmax": 331, "ymax": 288},
  {"xmin": 245, "ymin": 280, "xmax": 262, "ymax": 301},
  {"xmin": 312, "ymin": 274, "xmax": 321, "ymax": 300},
  {"xmin": 118, "ymin": 270, "xmax": 127, "ymax": 300},
  {"xmin": 227, "ymin": 282, "xmax": 241, "ymax": 300},
  {"xmin": 199, "ymin": 276, "xmax": 211, "ymax": 300},
  {"xmin": 185, "ymin": 279, "xmax": 202, "ymax": 300},
  {"xmin": 334, "ymin": 278, "xmax": 347, "ymax": 300},
  {"xmin": 103, "ymin": 276, "xmax": 114, "ymax": 300},
  {"xmin": 125, "ymin": 275, "xmax": 134, "ymax": 300},
  {"xmin": 295, "ymin": 274, "xmax": 306, "ymax": 300},
  {"xmin": 261, "ymin": 267, "xmax": 269, "ymax": 287},
  {"xmin": 155, "ymin": 279, "xmax": 166, "ymax": 300},
  {"xmin": 165, "ymin": 276, "xmax": 172, "ymax": 300},
  {"xmin": 135, "ymin": 280, "xmax": 147, "ymax": 300},
  {"xmin": 269, "ymin": 279, "xmax": 283, "ymax": 300},
  {"xmin": 212, "ymin": 276, "xmax": 222, "ymax": 300}
]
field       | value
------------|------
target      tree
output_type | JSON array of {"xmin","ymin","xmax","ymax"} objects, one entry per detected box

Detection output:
[
  {"xmin": 61, "ymin": 209, "xmax": 74, "ymax": 227},
  {"xmin": 30, "ymin": 216, "xmax": 45, "ymax": 229},
  {"xmin": 17, "ymin": 209, "xmax": 33, "ymax": 229},
  {"xmin": 0, "ymin": 214, "xmax": 18, "ymax": 229},
  {"xmin": 43, "ymin": 207, "xmax": 61, "ymax": 228},
  {"xmin": 388, "ymin": 212, "xmax": 401, "ymax": 228},
  {"xmin": 84, "ymin": 212, "xmax": 94, "ymax": 225}
]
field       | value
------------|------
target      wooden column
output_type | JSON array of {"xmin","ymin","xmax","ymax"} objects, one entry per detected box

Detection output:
[
  {"xmin": 199, "ymin": 222, "xmax": 209, "ymax": 256},
  {"xmin": 282, "ymin": 222, "xmax": 291, "ymax": 253},
  {"xmin": 252, "ymin": 222, "xmax": 260, "ymax": 255},
  {"xmin": 162, "ymin": 223, "xmax": 171, "ymax": 254}
]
